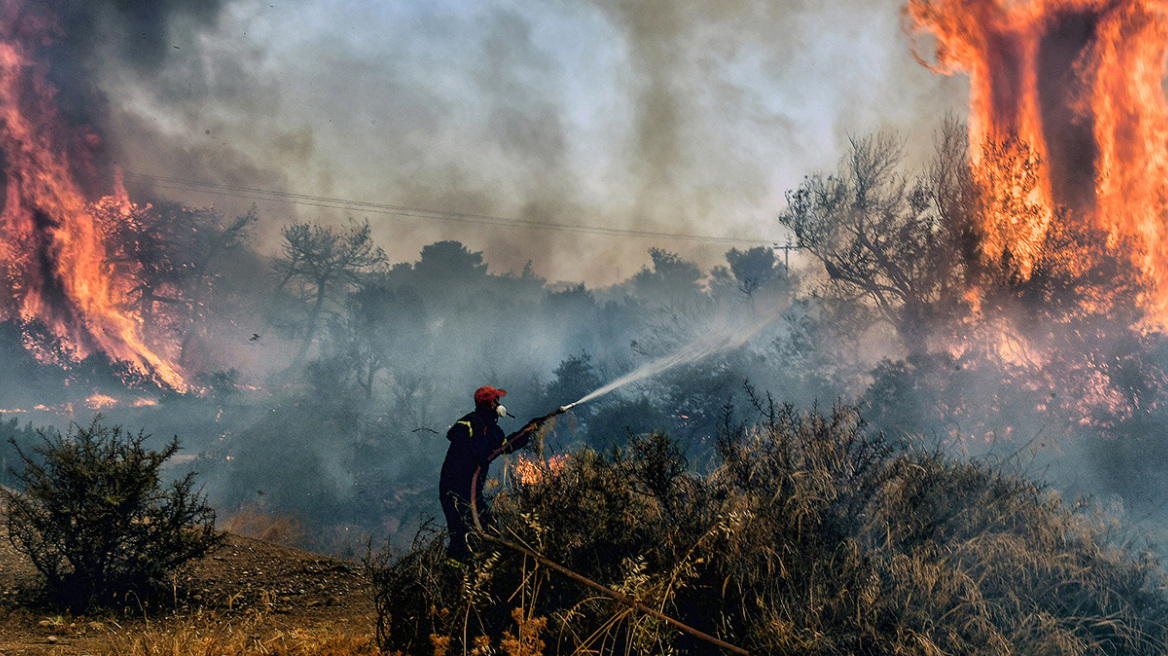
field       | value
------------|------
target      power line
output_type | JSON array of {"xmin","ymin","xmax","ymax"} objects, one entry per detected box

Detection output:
[{"xmin": 121, "ymin": 171, "xmax": 782, "ymax": 246}]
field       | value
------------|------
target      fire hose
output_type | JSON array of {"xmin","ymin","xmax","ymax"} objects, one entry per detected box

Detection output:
[{"xmin": 465, "ymin": 405, "xmax": 754, "ymax": 656}]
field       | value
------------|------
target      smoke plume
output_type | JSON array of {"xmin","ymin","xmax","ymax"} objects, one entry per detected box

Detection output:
[{"xmin": 30, "ymin": 0, "xmax": 966, "ymax": 284}]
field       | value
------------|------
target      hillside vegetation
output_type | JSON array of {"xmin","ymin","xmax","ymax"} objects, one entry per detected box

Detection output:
[
  {"xmin": 371, "ymin": 402, "xmax": 1168, "ymax": 656},
  {"xmin": 2, "ymin": 403, "xmax": 1167, "ymax": 655}
]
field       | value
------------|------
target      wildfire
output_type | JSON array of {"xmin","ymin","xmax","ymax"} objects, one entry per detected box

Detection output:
[
  {"xmin": 512, "ymin": 455, "xmax": 566, "ymax": 486},
  {"xmin": 0, "ymin": 1, "xmax": 184, "ymax": 389},
  {"xmin": 85, "ymin": 393, "xmax": 118, "ymax": 410},
  {"xmin": 905, "ymin": 0, "xmax": 1168, "ymax": 319},
  {"xmin": 83, "ymin": 392, "xmax": 158, "ymax": 410}
]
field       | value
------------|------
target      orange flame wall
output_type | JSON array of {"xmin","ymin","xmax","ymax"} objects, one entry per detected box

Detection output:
[
  {"xmin": 906, "ymin": 0, "xmax": 1168, "ymax": 317},
  {"xmin": 0, "ymin": 1, "xmax": 183, "ymax": 390}
]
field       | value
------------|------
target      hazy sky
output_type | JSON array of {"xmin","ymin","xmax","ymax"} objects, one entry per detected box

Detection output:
[{"xmin": 75, "ymin": 0, "xmax": 968, "ymax": 285}]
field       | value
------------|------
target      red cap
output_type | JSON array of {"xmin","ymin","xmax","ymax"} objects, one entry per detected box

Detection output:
[{"xmin": 474, "ymin": 386, "xmax": 507, "ymax": 405}]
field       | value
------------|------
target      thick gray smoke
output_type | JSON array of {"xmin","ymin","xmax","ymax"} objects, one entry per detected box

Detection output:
[
  {"xmin": 48, "ymin": 0, "xmax": 226, "ymax": 72},
  {"xmin": 30, "ymin": 1, "xmax": 233, "ymax": 191},
  {"xmin": 43, "ymin": 0, "xmax": 966, "ymax": 284},
  {"xmin": 1, "ymin": 143, "xmax": 1165, "ymax": 559}
]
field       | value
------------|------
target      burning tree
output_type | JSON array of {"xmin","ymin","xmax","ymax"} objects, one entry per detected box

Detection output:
[
  {"xmin": 0, "ymin": 3, "xmax": 189, "ymax": 390},
  {"xmin": 781, "ymin": 109, "xmax": 1164, "ymax": 443},
  {"xmin": 905, "ymin": 0, "xmax": 1168, "ymax": 320},
  {"xmin": 100, "ymin": 202, "xmax": 258, "ymax": 369}
]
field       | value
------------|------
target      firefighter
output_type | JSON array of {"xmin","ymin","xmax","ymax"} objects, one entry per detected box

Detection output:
[{"xmin": 440, "ymin": 385, "xmax": 537, "ymax": 562}]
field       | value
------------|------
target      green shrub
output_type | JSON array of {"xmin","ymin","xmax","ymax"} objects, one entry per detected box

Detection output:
[
  {"xmin": 2, "ymin": 418, "xmax": 222, "ymax": 610},
  {"xmin": 369, "ymin": 402, "xmax": 1168, "ymax": 655}
]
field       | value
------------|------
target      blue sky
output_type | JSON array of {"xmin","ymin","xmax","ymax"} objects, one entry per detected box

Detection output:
[{"xmin": 97, "ymin": 0, "xmax": 968, "ymax": 285}]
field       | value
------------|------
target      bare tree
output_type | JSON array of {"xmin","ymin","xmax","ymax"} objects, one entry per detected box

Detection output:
[
  {"xmin": 272, "ymin": 219, "xmax": 387, "ymax": 363},
  {"xmin": 779, "ymin": 126, "xmax": 972, "ymax": 347}
]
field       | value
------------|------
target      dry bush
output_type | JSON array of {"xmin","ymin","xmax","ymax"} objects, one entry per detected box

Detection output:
[
  {"xmin": 364, "ymin": 520, "xmax": 460, "ymax": 653},
  {"xmin": 223, "ymin": 506, "xmax": 372, "ymax": 559},
  {"xmin": 368, "ymin": 401, "xmax": 1168, "ymax": 655}
]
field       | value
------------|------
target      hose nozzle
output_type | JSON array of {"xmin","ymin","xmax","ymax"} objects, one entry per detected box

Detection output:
[{"xmin": 558, "ymin": 402, "xmax": 577, "ymax": 413}]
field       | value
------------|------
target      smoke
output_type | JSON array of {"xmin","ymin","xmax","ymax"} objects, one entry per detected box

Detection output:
[
  {"xmin": 47, "ymin": 0, "xmax": 226, "ymax": 71},
  {"xmin": 18, "ymin": 1, "xmax": 229, "ymax": 193},
  {"xmin": 570, "ymin": 305, "xmax": 783, "ymax": 407},
  {"xmin": 21, "ymin": 0, "xmax": 967, "ymax": 285}
]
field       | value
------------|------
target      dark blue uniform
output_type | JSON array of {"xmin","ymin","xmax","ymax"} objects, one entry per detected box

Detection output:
[{"xmin": 440, "ymin": 406, "xmax": 522, "ymax": 560}]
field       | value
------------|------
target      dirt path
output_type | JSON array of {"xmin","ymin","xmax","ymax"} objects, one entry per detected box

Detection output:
[{"xmin": 0, "ymin": 511, "xmax": 376, "ymax": 655}]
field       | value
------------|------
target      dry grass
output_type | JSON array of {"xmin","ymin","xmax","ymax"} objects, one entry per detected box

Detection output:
[
  {"xmin": 368, "ymin": 401, "xmax": 1168, "ymax": 655},
  {"xmin": 93, "ymin": 611, "xmax": 378, "ymax": 656},
  {"xmin": 221, "ymin": 505, "xmax": 374, "ymax": 558}
]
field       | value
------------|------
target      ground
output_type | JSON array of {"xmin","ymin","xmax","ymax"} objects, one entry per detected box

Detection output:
[{"xmin": 0, "ymin": 497, "xmax": 377, "ymax": 655}]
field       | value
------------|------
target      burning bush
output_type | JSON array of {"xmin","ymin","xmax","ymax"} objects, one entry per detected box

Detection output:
[
  {"xmin": 1, "ymin": 418, "xmax": 221, "ymax": 610},
  {"xmin": 368, "ymin": 402, "xmax": 1168, "ymax": 655}
]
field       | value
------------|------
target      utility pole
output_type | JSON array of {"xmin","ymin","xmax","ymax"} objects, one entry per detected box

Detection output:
[{"xmin": 773, "ymin": 236, "xmax": 797, "ymax": 272}]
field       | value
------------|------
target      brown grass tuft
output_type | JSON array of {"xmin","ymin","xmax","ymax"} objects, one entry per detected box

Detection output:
[{"xmin": 95, "ymin": 612, "xmax": 378, "ymax": 656}]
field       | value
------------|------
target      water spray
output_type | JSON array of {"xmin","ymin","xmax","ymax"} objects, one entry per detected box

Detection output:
[
  {"xmin": 467, "ymin": 326, "xmax": 772, "ymax": 656},
  {"xmin": 492, "ymin": 308, "xmax": 783, "ymax": 460},
  {"xmin": 463, "ymin": 314, "xmax": 780, "ymax": 656},
  {"xmin": 556, "ymin": 307, "xmax": 782, "ymax": 414}
]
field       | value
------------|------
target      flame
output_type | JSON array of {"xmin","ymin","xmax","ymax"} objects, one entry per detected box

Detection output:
[
  {"xmin": 512, "ymin": 455, "xmax": 566, "ymax": 486},
  {"xmin": 905, "ymin": 0, "xmax": 1168, "ymax": 318},
  {"xmin": 85, "ymin": 393, "xmax": 118, "ymax": 410},
  {"xmin": 0, "ymin": 1, "xmax": 184, "ymax": 390}
]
